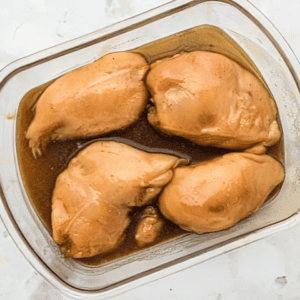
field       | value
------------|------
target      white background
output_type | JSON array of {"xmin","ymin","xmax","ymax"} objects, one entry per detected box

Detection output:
[{"xmin": 0, "ymin": 0, "xmax": 300, "ymax": 299}]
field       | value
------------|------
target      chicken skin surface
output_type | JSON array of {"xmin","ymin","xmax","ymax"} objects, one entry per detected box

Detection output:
[
  {"xmin": 147, "ymin": 51, "xmax": 281, "ymax": 153},
  {"xmin": 159, "ymin": 153, "xmax": 284, "ymax": 233},
  {"xmin": 135, "ymin": 206, "xmax": 164, "ymax": 247},
  {"xmin": 51, "ymin": 141, "xmax": 188, "ymax": 258},
  {"xmin": 27, "ymin": 52, "xmax": 149, "ymax": 158}
]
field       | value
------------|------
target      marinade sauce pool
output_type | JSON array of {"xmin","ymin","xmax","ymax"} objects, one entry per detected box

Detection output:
[{"xmin": 16, "ymin": 26, "xmax": 283, "ymax": 266}]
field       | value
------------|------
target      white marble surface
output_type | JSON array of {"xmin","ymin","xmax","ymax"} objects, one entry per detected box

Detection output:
[{"xmin": 0, "ymin": 0, "xmax": 300, "ymax": 299}]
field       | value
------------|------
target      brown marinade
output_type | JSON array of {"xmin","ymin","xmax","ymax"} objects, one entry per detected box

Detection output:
[{"xmin": 16, "ymin": 25, "xmax": 283, "ymax": 266}]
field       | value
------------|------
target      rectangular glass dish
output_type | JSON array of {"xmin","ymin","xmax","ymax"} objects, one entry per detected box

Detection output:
[{"xmin": 1, "ymin": 0, "xmax": 300, "ymax": 298}]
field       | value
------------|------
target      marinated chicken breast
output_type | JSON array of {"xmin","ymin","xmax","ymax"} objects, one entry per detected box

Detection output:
[
  {"xmin": 159, "ymin": 153, "xmax": 284, "ymax": 233},
  {"xmin": 51, "ymin": 141, "xmax": 188, "ymax": 258},
  {"xmin": 135, "ymin": 206, "xmax": 164, "ymax": 247},
  {"xmin": 147, "ymin": 51, "xmax": 281, "ymax": 153},
  {"xmin": 27, "ymin": 52, "xmax": 149, "ymax": 158}
]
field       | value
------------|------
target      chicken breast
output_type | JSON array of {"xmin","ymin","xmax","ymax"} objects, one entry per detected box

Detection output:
[
  {"xmin": 27, "ymin": 52, "xmax": 149, "ymax": 158},
  {"xmin": 51, "ymin": 141, "xmax": 188, "ymax": 258},
  {"xmin": 147, "ymin": 51, "xmax": 281, "ymax": 153},
  {"xmin": 135, "ymin": 206, "xmax": 164, "ymax": 247},
  {"xmin": 159, "ymin": 153, "xmax": 284, "ymax": 233}
]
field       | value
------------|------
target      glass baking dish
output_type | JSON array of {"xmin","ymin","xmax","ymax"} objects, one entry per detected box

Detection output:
[{"xmin": 1, "ymin": 0, "xmax": 300, "ymax": 298}]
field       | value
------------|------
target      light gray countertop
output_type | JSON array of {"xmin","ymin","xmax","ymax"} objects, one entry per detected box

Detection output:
[{"xmin": 0, "ymin": 1, "xmax": 300, "ymax": 299}]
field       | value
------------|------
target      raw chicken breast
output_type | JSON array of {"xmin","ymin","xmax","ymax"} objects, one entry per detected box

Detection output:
[
  {"xmin": 27, "ymin": 52, "xmax": 149, "ymax": 158},
  {"xmin": 159, "ymin": 153, "xmax": 284, "ymax": 233},
  {"xmin": 135, "ymin": 206, "xmax": 164, "ymax": 247},
  {"xmin": 147, "ymin": 51, "xmax": 281, "ymax": 153},
  {"xmin": 51, "ymin": 141, "xmax": 188, "ymax": 258}
]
